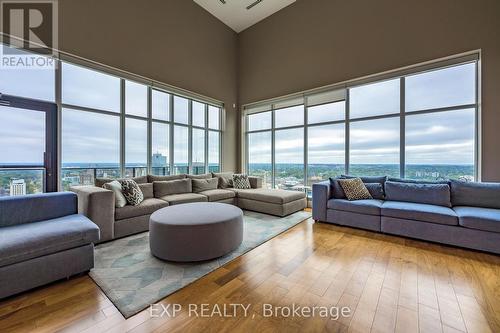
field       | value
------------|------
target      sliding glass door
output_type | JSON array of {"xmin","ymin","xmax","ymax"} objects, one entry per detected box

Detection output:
[{"xmin": 0, "ymin": 95, "xmax": 57, "ymax": 196}]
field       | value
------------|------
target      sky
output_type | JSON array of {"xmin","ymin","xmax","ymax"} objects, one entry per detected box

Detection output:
[{"xmin": 0, "ymin": 57, "xmax": 475, "ymax": 167}]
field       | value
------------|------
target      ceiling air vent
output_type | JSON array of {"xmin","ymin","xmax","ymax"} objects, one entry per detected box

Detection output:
[{"xmin": 246, "ymin": 0, "xmax": 263, "ymax": 10}]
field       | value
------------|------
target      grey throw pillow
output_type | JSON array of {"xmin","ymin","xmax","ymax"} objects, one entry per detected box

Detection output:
[
  {"xmin": 233, "ymin": 174, "xmax": 251, "ymax": 189},
  {"xmin": 192, "ymin": 178, "xmax": 218, "ymax": 193},
  {"xmin": 212, "ymin": 172, "xmax": 234, "ymax": 189},
  {"xmin": 364, "ymin": 183, "xmax": 385, "ymax": 200},
  {"xmin": 103, "ymin": 180, "xmax": 127, "ymax": 208},
  {"xmin": 119, "ymin": 179, "xmax": 144, "ymax": 206},
  {"xmin": 153, "ymin": 179, "xmax": 192, "ymax": 197}
]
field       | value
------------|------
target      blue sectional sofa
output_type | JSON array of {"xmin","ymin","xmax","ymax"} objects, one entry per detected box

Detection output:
[
  {"xmin": 0, "ymin": 192, "xmax": 100, "ymax": 299},
  {"xmin": 312, "ymin": 176, "xmax": 500, "ymax": 254}
]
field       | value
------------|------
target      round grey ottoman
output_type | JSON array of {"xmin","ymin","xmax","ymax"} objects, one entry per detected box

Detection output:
[{"xmin": 149, "ymin": 202, "xmax": 243, "ymax": 262}]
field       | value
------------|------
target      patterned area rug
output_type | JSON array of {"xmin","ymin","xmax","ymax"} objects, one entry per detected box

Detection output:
[{"xmin": 89, "ymin": 210, "xmax": 311, "ymax": 318}]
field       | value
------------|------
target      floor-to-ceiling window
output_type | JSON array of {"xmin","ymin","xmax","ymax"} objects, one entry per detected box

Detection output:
[
  {"xmin": 0, "ymin": 43, "xmax": 223, "ymax": 194},
  {"xmin": 244, "ymin": 55, "xmax": 479, "ymax": 198}
]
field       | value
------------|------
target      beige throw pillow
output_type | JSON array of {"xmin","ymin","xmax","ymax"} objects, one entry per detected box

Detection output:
[
  {"xmin": 192, "ymin": 178, "xmax": 218, "ymax": 193},
  {"xmin": 337, "ymin": 178, "xmax": 372, "ymax": 201},
  {"xmin": 103, "ymin": 180, "xmax": 127, "ymax": 208}
]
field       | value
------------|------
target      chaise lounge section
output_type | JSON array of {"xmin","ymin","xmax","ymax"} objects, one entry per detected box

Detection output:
[
  {"xmin": 72, "ymin": 172, "xmax": 307, "ymax": 242},
  {"xmin": 313, "ymin": 176, "xmax": 500, "ymax": 254}
]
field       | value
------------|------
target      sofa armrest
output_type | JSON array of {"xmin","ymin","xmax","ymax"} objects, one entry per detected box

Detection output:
[
  {"xmin": 248, "ymin": 176, "xmax": 264, "ymax": 189},
  {"xmin": 70, "ymin": 186, "xmax": 115, "ymax": 242},
  {"xmin": 312, "ymin": 181, "xmax": 331, "ymax": 222}
]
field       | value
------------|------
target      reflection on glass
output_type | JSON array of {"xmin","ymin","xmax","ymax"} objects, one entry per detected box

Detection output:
[
  {"xmin": 174, "ymin": 96, "xmax": 189, "ymax": 124},
  {"xmin": 208, "ymin": 131, "xmax": 220, "ymax": 173},
  {"xmin": 192, "ymin": 101, "xmax": 206, "ymax": 127},
  {"xmin": 125, "ymin": 80, "xmax": 147, "ymax": 117},
  {"xmin": 192, "ymin": 128, "xmax": 205, "ymax": 174},
  {"xmin": 125, "ymin": 118, "xmax": 147, "ymax": 172},
  {"xmin": 349, "ymin": 79, "xmax": 400, "ymax": 118},
  {"xmin": 152, "ymin": 90, "xmax": 170, "ymax": 121},
  {"xmin": 248, "ymin": 111, "xmax": 271, "ymax": 131},
  {"xmin": 405, "ymin": 109, "xmax": 475, "ymax": 181},
  {"xmin": 350, "ymin": 117, "xmax": 400, "ymax": 177},
  {"xmin": 275, "ymin": 128, "xmax": 304, "ymax": 191},
  {"xmin": 248, "ymin": 131, "xmax": 272, "ymax": 189},
  {"xmin": 308, "ymin": 101, "xmax": 345, "ymax": 124},
  {"xmin": 406, "ymin": 63, "xmax": 476, "ymax": 112},
  {"xmin": 208, "ymin": 105, "xmax": 220, "ymax": 130},
  {"xmin": 152, "ymin": 122, "xmax": 169, "ymax": 175},
  {"xmin": 0, "ymin": 46, "xmax": 55, "ymax": 101},
  {"xmin": 0, "ymin": 106, "xmax": 45, "ymax": 165},
  {"xmin": 275, "ymin": 105, "xmax": 304, "ymax": 128},
  {"xmin": 307, "ymin": 124, "xmax": 345, "ymax": 186},
  {"xmin": 173, "ymin": 126, "xmax": 188, "ymax": 174},
  {"xmin": 62, "ymin": 62, "xmax": 120, "ymax": 112}
]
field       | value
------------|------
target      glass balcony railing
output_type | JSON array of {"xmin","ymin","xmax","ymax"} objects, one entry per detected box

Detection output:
[{"xmin": 0, "ymin": 168, "xmax": 45, "ymax": 197}]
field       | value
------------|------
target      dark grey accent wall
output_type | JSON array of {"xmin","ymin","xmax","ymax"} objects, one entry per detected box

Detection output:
[
  {"xmin": 238, "ymin": 0, "xmax": 500, "ymax": 181},
  {"xmin": 58, "ymin": 0, "xmax": 239, "ymax": 171}
]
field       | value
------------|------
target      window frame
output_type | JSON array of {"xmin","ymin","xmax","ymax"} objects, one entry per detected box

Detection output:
[{"xmin": 244, "ymin": 53, "xmax": 480, "ymax": 194}]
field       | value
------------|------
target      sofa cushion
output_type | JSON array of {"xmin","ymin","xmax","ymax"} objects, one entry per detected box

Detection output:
[
  {"xmin": 159, "ymin": 193, "xmax": 208, "ymax": 205},
  {"xmin": 212, "ymin": 172, "xmax": 234, "ymax": 189},
  {"xmin": 382, "ymin": 201, "xmax": 458, "ymax": 226},
  {"xmin": 235, "ymin": 188, "xmax": 305, "ymax": 205},
  {"xmin": 365, "ymin": 183, "xmax": 385, "ymax": 200},
  {"xmin": 192, "ymin": 178, "xmax": 218, "ymax": 193},
  {"xmin": 199, "ymin": 189, "xmax": 236, "ymax": 202},
  {"xmin": 329, "ymin": 177, "xmax": 346, "ymax": 199},
  {"xmin": 388, "ymin": 177, "xmax": 450, "ymax": 185},
  {"xmin": 450, "ymin": 180, "xmax": 500, "ymax": 209},
  {"xmin": 138, "ymin": 183, "xmax": 154, "ymax": 199},
  {"xmin": 115, "ymin": 198, "xmax": 169, "ymax": 220},
  {"xmin": 153, "ymin": 179, "xmax": 192, "ymax": 198},
  {"xmin": 147, "ymin": 174, "xmax": 186, "ymax": 183},
  {"xmin": 385, "ymin": 181, "xmax": 451, "ymax": 207},
  {"xmin": 0, "ymin": 214, "xmax": 99, "ymax": 267},
  {"xmin": 453, "ymin": 206, "xmax": 500, "ymax": 233},
  {"xmin": 341, "ymin": 175, "xmax": 387, "ymax": 186},
  {"xmin": 328, "ymin": 199, "xmax": 383, "ymax": 216},
  {"xmin": 0, "ymin": 192, "xmax": 78, "ymax": 228},
  {"xmin": 187, "ymin": 173, "xmax": 212, "ymax": 179},
  {"xmin": 95, "ymin": 176, "xmax": 147, "ymax": 188}
]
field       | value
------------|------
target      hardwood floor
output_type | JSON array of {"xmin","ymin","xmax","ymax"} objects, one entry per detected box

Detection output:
[{"xmin": 1, "ymin": 217, "xmax": 499, "ymax": 333}]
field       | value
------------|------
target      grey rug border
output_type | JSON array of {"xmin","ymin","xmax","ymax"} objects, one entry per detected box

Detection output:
[{"xmin": 88, "ymin": 211, "xmax": 311, "ymax": 319}]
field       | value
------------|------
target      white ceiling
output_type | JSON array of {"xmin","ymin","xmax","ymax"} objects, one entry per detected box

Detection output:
[{"xmin": 193, "ymin": 0, "xmax": 296, "ymax": 33}]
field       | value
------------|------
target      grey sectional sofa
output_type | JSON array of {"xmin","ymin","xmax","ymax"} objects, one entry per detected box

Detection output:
[
  {"xmin": 72, "ymin": 172, "xmax": 306, "ymax": 242},
  {"xmin": 312, "ymin": 176, "xmax": 500, "ymax": 254},
  {"xmin": 0, "ymin": 192, "xmax": 100, "ymax": 299}
]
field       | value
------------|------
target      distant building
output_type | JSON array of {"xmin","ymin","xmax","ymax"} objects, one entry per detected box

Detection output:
[
  {"xmin": 10, "ymin": 179, "xmax": 26, "ymax": 196},
  {"xmin": 79, "ymin": 173, "xmax": 93, "ymax": 185},
  {"xmin": 152, "ymin": 153, "xmax": 167, "ymax": 167}
]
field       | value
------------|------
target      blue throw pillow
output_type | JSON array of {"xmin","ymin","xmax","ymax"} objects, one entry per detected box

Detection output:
[
  {"xmin": 385, "ymin": 181, "xmax": 451, "ymax": 207},
  {"xmin": 365, "ymin": 183, "xmax": 385, "ymax": 200},
  {"xmin": 329, "ymin": 177, "xmax": 346, "ymax": 199}
]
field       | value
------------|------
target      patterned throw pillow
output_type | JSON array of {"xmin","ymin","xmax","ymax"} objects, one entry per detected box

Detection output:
[
  {"xmin": 232, "ymin": 174, "xmax": 251, "ymax": 189},
  {"xmin": 337, "ymin": 178, "xmax": 372, "ymax": 201},
  {"xmin": 119, "ymin": 179, "xmax": 144, "ymax": 206}
]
